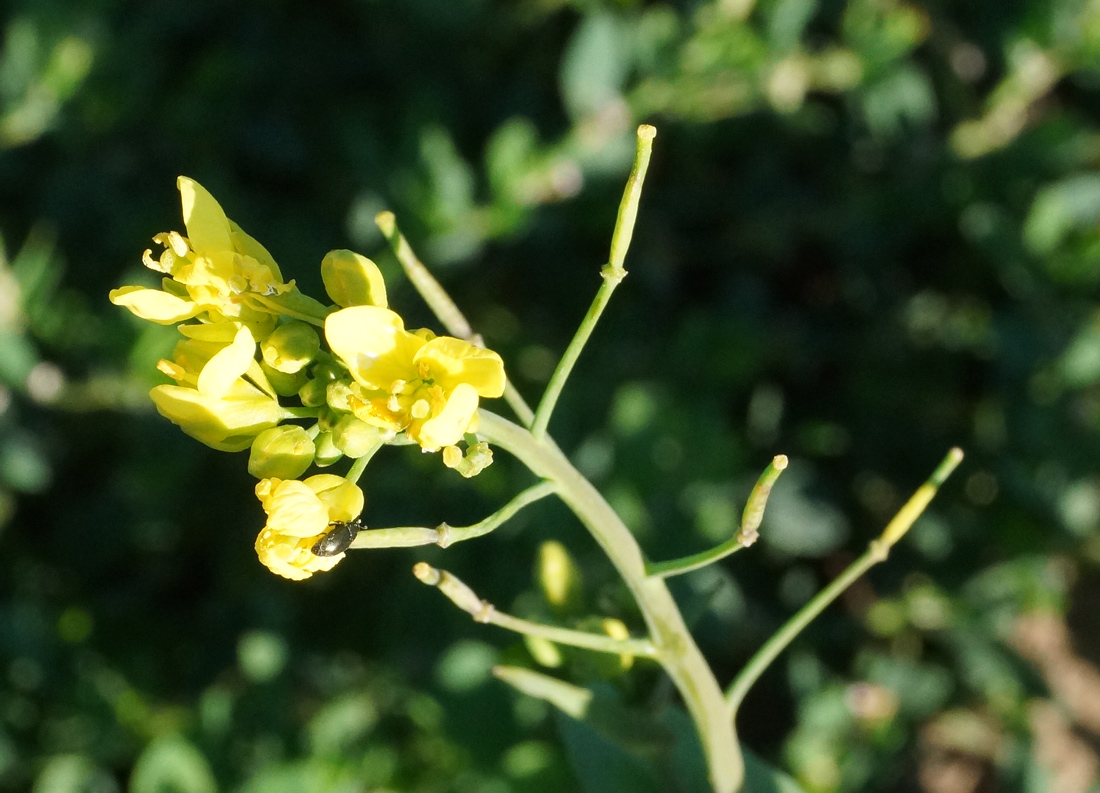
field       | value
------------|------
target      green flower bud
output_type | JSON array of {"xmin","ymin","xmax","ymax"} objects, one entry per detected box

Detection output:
[
  {"xmin": 248, "ymin": 426, "xmax": 316, "ymax": 479},
  {"xmin": 260, "ymin": 361, "xmax": 309, "ymax": 397},
  {"xmin": 524, "ymin": 636, "xmax": 564, "ymax": 669},
  {"xmin": 537, "ymin": 540, "xmax": 583, "ymax": 617},
  {"xmin": 321, "ymin": 249, "xmax": 388, "ymax": 308},
  {"xmin": 331, "ymin": 414, "xmax": 386, "ymax": 458},
  {"xmin": 298, "ymin": 377, "xmax": 328, "ymax": 407},
  {"xmin": 261, "ymin": 321, "xmax": 320, "ymax": 374},
  {"xmin": 441, "ymin": 440, "xmax": 494, "ymax": 478},
  {"xmin": 313, "ymin": 430, "xmax": 343, "ymax": 467},
  {"xmin": 326, "ymin": 379, "xmax": 355, "ymax": 413}
]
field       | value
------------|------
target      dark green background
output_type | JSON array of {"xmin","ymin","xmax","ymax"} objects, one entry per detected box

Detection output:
[{"xmin": 2, "ymin": 0, "xmax": 1100, "ymax": 791}]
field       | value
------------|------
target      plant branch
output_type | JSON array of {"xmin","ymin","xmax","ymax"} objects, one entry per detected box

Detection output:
[
  {"xmin": 414, "ymin": 562, "xmax": 658, "ymax": 658},
  {"xmin": 349, "ymin": 480, "xmax": 556, "ymax": 549},
  {"xmin": 724, "ymin": 447, "xmax": 964, "ymax": 716},
  {"xmin": 530, "ymin": 125, "xmax": 656, "ymax": 440},
  {"xmin": 477, "ymin": 409, "xmax": 743, "ymax": 793},
  {"xmin": 647, "ymin": 454, "xmax": 788, "ymax": 579}
]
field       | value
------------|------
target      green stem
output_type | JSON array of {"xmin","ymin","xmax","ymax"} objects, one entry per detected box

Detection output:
[
  {"xmin": 344, "ymin": 440, "xmax": 384, "ymax": 485},
  {"xmin": 375, "ymin": 210, "xmax": 535, "ymax": 427},
  {"xmin": 477, "ymin": 409, "xmax": 743, "ymax": 793},
  {"xmin": 647, "ymin": 455, "xmax": 788, "ymax": 579},
  {"xmin": 349, "ymin": 480, "xmax": 556, "ymax": 549},
  {"xmin": 414, "ymin": 562, "xmax": 657, "ymax": 658},
  {"xmin": 530, "ymin": 125, "xmax": 656, "ymax": 441},
  {"xmin": 282, "ymin": 407, "xmax": 321, "ymax": 419},
  {"xmin": 724, "ymin": 447, "xmax": 964, "ymax": 716}
]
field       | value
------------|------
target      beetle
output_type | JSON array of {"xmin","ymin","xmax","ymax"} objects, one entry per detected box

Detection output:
[{"xmin": 311, "ymin": 519, "xmax": 363, "ymax": 557}]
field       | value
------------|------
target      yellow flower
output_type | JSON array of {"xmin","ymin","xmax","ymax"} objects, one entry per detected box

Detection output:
[
  {"xmin": 151, "ymin": 323, "xmax": 286, "ymax": 451},
  {"xmin": 324, "ymin": 306, "xmax": 506, "ymax": 451},
  {"xmin": 109, "ymin": 177, "xmax": 326, "ymax": 339},
  {"xmin": 254, "ymin": 475, "xmax": 364, "ymax": 580}
]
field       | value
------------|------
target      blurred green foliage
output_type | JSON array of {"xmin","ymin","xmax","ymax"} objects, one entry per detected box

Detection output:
[{"xmin": 5, "ymin": 0, "xmax": 1100, "ymax": 790}]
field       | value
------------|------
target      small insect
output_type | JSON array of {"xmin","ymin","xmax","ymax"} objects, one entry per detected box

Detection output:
[{"xmin": 311, "ymin": 520, "xmax": 363, "ymax": 557}]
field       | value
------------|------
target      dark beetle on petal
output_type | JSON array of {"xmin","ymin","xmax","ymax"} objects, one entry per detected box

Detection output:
[{"xmin": 311, "ymin": 520, "xmax": 363, "ymax": 557}]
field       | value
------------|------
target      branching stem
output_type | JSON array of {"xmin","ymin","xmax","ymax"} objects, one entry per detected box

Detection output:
[
  {"xmin": 530, "ymin": 125, "xmax": 655, "ymax": 440},
  {"xmin": 724, "ymin": 448, "xmax": 964, "ymax": 716}
]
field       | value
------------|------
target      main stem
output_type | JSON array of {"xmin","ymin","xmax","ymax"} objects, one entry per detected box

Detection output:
[{"xmin": 477, "ymin": 410, "xmax": 742, "ymax": 793}]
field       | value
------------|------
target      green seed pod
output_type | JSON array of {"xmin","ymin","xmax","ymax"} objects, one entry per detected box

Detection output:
[
  {"xmin": 321, "ymin": 249, "xmax": 388, "ymax": 308},
  {"xmin": 261, "ymin": 321, "xmax": 320, "ymax": 374},
  {"xmin": 247, "ymin": 426, "xmax": 316, "ymax": 480}
]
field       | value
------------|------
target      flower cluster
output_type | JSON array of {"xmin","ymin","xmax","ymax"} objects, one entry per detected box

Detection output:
[{"xmin": 112, "ymin": 178, "xmax": 505, "ymax": 579}]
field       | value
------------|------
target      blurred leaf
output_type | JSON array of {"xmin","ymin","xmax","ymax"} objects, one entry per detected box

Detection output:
[
  {"xmin": 556, "ymin": 711, "xmax": 664, "ymax": 793},
  {"xmin": 129, "ymin": 737, "xmax": 215, "ymax": 793},
  {"xmin": 560, "ymin": 12, "xmax": 630, "ymax": 120}
]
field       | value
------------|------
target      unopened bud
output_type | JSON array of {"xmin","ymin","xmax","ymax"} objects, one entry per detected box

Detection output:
[
  {"xmin": 331, "ymin": 414, "xmax": 385, "ymax": 458},
  {"xmin": 321, "ymin": 249, "xmax": 388, "ymax": 308},
  {"xmin": 262, "ymin": 322, "xmax": 320, "ymax": 374},
  {"xmin": 248, "ymin": 426, "xmax": 316, "ymax": 479}
]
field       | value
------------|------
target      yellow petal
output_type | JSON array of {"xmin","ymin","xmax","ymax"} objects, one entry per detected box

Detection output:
[
  {"xmin": 262, "ymin": 479, "xmax": 330, "ymax": 538},
  {"xmin": 304, "ymin": 474, "xmax": 364, "ymax": 523},
  {"xmin": 197, "ymin": 325, "xmax": 256, "ymax": 398},
  {"xmin": 415, "ymin": 337, "xmax": 506, "ymax": 397},
  {"xmin": 229, "ymin": 220, "xmax": 283, "ymax": 282},
  {"xmin": 325, "ymin": 306, "xmax": 424, "ymax": 389},
  {"xmin": 415, "ymin": 382, "xmax": 479, "ymax": 451},
  {"xmin": 109, "ymin": 286, "xmax": 199, "ymax": 324},
  {"xmin": 255, "ymin": 527, "xmax": 343, "ymax": 580},
  {"xmin": 178, "ymin": 176, "xmax": 233, "ymax": 255},
  {"xmin": 177, "ymin": 320, "xmax": 242, "ymax": 343},
  {"xmin": 149, "ymin": 380, "xmax": 283, "ymax": 451}
]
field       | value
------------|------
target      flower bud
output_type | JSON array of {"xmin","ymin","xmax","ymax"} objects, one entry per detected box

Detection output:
[
  {"xmin": 261, "ymin": 321, "xmax": 320, "ymax": 374},
  {"xmin": 331, "ymin": 414, "xmax": 386, "ymax": 458},
  {"xmin": 524, "ymin": 636, "xmax": 564, "ymax": 669},
  {"xmin": 326, "ymin": 379, "xmax": 355, "ymax": 413},
  {"xmin": 260, "ymin": 361, "xmax": 309, "ymax": 397},
  {"xmin": 248, "ymin": 426, "xmax": 316, "ymax": 480},
  {"xmin": 298, "ymin": 377, "xmax": 328, "ymax": 407},
  {"xmin": 441, "ymin": 440, "xmax": 494, "ymax": 478},
  {"xmin": 321, "ymin": 249, "xmax": 388, "ymax": 308},
  {"xmin": 537, "ymin": 540, "xmax": 583, "ymax": 616},
  {"xmin": 313, "ymin": 430, "xmax": 343, "ymax": 467}
]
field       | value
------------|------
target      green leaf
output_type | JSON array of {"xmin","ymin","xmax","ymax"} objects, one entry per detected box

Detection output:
[{"xmin": 129, "ymin": 736, "xmax": 216, "ymax": 793}]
